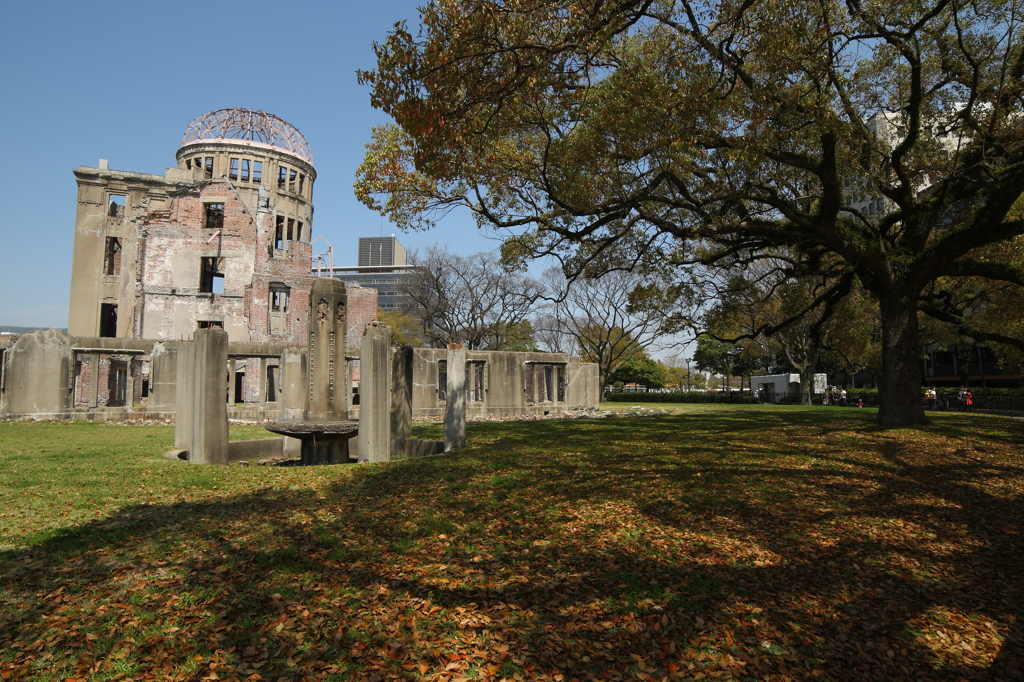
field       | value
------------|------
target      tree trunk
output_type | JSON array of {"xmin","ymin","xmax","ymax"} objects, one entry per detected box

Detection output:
[{"xmin": 878, "ymin": 292, "xmax": 929, "ymax": 426}]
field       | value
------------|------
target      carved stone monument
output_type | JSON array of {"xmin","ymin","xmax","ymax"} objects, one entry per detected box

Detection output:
[{"xmin": 306, "ymin": 278, "xmax": 348, "ymax": 422}]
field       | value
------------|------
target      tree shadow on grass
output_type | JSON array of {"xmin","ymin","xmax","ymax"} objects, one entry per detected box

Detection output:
[{"xmin": 1, "ymin": 411, "xmax": 1022, "ymax": 680}]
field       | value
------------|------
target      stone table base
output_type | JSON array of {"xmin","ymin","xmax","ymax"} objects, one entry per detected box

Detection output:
[{"xmin": 264, "ymin": 420, "xmax": 359, "ymax": 465}]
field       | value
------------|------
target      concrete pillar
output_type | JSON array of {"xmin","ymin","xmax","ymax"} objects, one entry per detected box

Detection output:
[
  {"xmin": 187, "ymin": 328, "xmax": 229, "ymax": 465},
  {"xmin": 391, "ymin": 346, "xmax": 413, "ymax": 459},
  {"xmin": 444, "ymin": 344, "xmax": 466, "ymax": 452},
  {"xmin": 125, "ymin": 357, "xmax": 135, "ymax": 408},
  {"xmin": 259, "ymin": 357, "xmax": 267, "ymax": 405},
  {"xmin": 174, "ymin": 342, "xmax": 194, "ymax": 450},
  {"xmin": 148, "ymin": 342, "xmax": 178, "ymax": 414},
  {"xmin": 358, "ymin": 322, "xmax": 392, "ymax": 463},
  {"xmin": 306, "ymin": 278, "xmax": 348, "ymax": 421},
  {"xmin": 90, "ymin": 353, "xmax": 100, "ymax": 409},
  {"xmin": 281, "ymin": 347, "xmax": 306, "ymax": 420}
]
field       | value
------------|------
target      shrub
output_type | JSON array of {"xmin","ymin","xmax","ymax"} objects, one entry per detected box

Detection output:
[{"xmin": 604, "ymin": 391, "xmax": 758, "ymax": 404}]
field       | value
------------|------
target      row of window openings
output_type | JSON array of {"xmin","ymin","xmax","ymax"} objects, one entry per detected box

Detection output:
[
  {"xmin": 98, "ymin": 283, "xmax": 289, "ymax": 337},
  {"xmin": 437, "ymin": 361, "xmax": 487, "ymax": 403},
  {"xmin": 435, "ymin": 362, "xmax": 566, "ymax": 404},
  {"xmin": 72, "ymin": 358, "xmax": 137, "ymax": 406},
  {"xmin": 275, "ymin": 216, "xmax": 303, "ymax": 249},
  {"xmin": 186, "ymin": 157, "xmax": 264, "ymax": 184},
  {"xmin": 231, "ymin": 366, "xmax": 280, "ymax": 404},
  {"xmin": 184, "ymin": 156, "xmax": 306, "ymax": 196},
  {"xmin": 71, "ymin": 357, "xmax": 284, "ymax": 407}
]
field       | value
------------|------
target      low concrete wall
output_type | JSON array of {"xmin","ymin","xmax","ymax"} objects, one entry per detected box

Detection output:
[
  {"xmin": 408, "ymin": 348, "xmax": 600, "ymax": 418},
  {"xmin": 227, "ymin": 438, "xmax": 284, "ymax": 462},
  {"xmin": 349, "ymin": 437, "xmax": 443, "ymax": 461}
]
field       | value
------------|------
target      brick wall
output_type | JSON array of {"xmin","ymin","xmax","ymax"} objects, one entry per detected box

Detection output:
[
  {"xmin": 133, "ymin": 179, "xmax": 313, "ymax": 346},
  {"xmin": 345, "ymin": 283, "xmax": 378, "ymax": 347}
]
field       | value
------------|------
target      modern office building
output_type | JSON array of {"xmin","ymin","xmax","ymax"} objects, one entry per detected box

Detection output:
[{"xmin": 331, "ymin": 236, "xmax": 420, "ymax": 311}]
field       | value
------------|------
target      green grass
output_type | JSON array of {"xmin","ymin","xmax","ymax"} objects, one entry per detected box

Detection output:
[{"xmin": 2, "ymin": 408, "xmax": 1023, "ymax": 680}]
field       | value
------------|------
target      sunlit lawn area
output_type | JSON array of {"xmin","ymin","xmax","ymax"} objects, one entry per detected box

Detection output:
[{"xmin": 1, "ymin": 408, "xmax": 1022, "ymax": 680}]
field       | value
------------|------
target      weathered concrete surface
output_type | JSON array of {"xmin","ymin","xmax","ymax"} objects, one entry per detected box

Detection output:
[
  {"xmin": 186, "ymin": 328, "xmax": 229, "ymax": 465},
  {"xmin": 306, "ymin": 278, "xmax": 348, "ymax": 422},
  {"xmin": 444, "ymin": 345, "xmax": 467, "ymax": 452},
  {"xmin": 0, "ymin": 330, "xmax": 73, "ymax": 417},
  {"xmin": 391, "ymin": 346, "xmax": 414, "ymax": 460},
  {"xmin": 227, "ymin": 438, "xmax": 284, "ymax": 462},
  {"xmin": 264, "ymin": 420, "xmax": 358, "ymax": 465},
  {"xmin": 174, "ymin": 342, "xmax": 195, "ymax": 449},
  {"xmin": 409, "ymin": 348, "xmax": 600, "ymax": 419},
  {"xmin": 148, "ymin": 341, "xmax": 179, "ymax": 413},
  {"xmin": 358, "ymin": 322, "xmax": 391, "ymax": 463}
]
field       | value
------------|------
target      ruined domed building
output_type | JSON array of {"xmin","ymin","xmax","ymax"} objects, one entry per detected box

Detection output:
[
  {"xmin": 0, "ymin": 109, "xmax": 600, "ymax": 424},
  {"xmin": 68, "ymin": 108, "xmax": 317, "ymax": 344}
]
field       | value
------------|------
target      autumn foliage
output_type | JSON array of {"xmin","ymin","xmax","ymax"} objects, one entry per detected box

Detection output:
[{"xmin": 2, "ymin": 412, "xmax": 1023, "ymax": 680}]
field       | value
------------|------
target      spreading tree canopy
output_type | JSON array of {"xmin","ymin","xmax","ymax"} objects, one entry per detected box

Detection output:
[{"xmin": 356, "ymin": 0, "xmax": 1024, "ymax": 425}]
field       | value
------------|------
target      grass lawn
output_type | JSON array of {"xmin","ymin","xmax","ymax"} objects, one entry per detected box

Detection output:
[{"xmin": 1, "ymin": 408, "xmax": 1022, "ymax": 680}]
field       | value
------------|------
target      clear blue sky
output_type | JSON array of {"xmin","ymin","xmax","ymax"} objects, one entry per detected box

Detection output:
[{"xmin": 0, "ymin": 0, "xmax": 499, "ymax": 329}]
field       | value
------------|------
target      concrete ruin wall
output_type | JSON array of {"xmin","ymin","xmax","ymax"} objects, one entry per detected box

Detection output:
[
  {"xmin": 0, "ymin": 330, "xmax": 295, "ymax": 421},
  {"xmin": 1, "ymin": 329, "xmax": 600, "ymax": 422},
  {"xmin": 408, "ymin": 348, "xmax": 600, "ymax": 418}
]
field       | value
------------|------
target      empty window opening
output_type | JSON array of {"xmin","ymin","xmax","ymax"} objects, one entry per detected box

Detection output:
[
  {"xmin": 141, "ymin": 377, "xmax": 149, "ymax": 398},
  {"xmin": 252, "ymin": 161, "xmax": 263, "ymax": 183},
  {"xmin": 298, "ymin": 173, "xmax": 305, "ymax": 195},
  {"xmin": 266, "ymin": 366, "xmax": 278, "ymax": 403},
  {"xmin": 205, "ymin": 203, "xmax": 225, "ymax": 230},
  {"xmin": 271, "ymin": 287, "xmax": 289, "ymax": 312},
  {"xmin": 297, "ymin": 220, "xmax": 304, "ymax": 242},
  {"xmin": 274, "ymin": 215, "xmax": 286, "ymax": 250},
  {"xmin": 73, "ymin": 360, "xmax": 83, "ymax": 404},
  {"xmin": 186, "ymin": 159, "xmax": 192, "ymax": 170},
  {"xmin": 108, "ymin": 360, "xmax": 128, "ymax": 407},
  {"xmin": 524, "ymin": 363, "xmax": 565, "ymax": 403},
  {"xmin": 437, "ymin": 360, "xmax": 448, "ymax": 401},
  {"xmin": 288, "ymin": 169, "xmax": 297, "ymax": 192},
  {"xmin": 469, "ymin": 362, "xmax": 485, "ymax": 402},
  {"xmin": 286, "ymin": 218, "xmax": 295, "ymax": 244},
  {"xmin": 107, "ymin": 194, "xmax": 126, "ymax": 218},
  {"xmin": 200, "ymin": 257, "xmax": 225, "ymax": 294},
  {"xmin": 240, "ymin": 159, "xmax": 251, "ymax": 182},
  {"xmin": 277, "ymin": 165, "xmax": 287, "ymax": 188},
  {"xmin": 197, "ymin": 320, "xmax": 223, "ymax": 330},
  {"xmin": 103, "ymin": 237, "xmax": 122, "ymax": 276},
  {"xmin": 234, "ymin": 371, "xmax": 246, "ymax": 404},
  {"xmin": 269, "ymin": 284, "xmax": 290, "ymax": 335},
  {"xmin": 100, "ymin": 303, "xmax": 118, "ymax": 338},
  {"xmin": 204, "ymin": 157, "xmax": 214, "ymax": 178},
  {"xmin": 229, "ymin": 158, "xmax": 239, "ymax": 181}
]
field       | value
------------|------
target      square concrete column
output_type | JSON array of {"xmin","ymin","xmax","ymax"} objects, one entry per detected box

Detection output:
[
  {"xmin": 358, "ymin": 322, "xmax": 392, "ymax": 463},
  {"xmin": 187, "ymin": 328, "xmax": 229, "ymax": 465},
  {"xmin": 391, "ymin": 347, "xmax": 413, "ymax": 459},
  {"xmin": 174, "ymin": 343, "xmax": 195, "ymax": 449},
  {"xmin": 90, "ymin": 353, "xmax": 100, "ymax": 409},
  {"xmin": 259, "ymin": 357, "xmax": 268, "ymax": 405},
  {"xmin": 125, "ymin": 357, "xmax": 135, "ymax": 409},
  {"xmin": 444, "ymin": 345, "xmax": 466, "ymax": 452}
]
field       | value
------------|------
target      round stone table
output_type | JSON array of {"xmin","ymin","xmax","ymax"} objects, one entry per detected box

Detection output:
[{"xmin": 264, "ymin": 420, "xmax": 359, "ymax": 465}]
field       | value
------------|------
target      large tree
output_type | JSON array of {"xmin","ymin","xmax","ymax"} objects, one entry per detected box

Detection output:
[{"xmin": 356, "ymin": 0, "xmax": 1024, "ymax": 425}]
